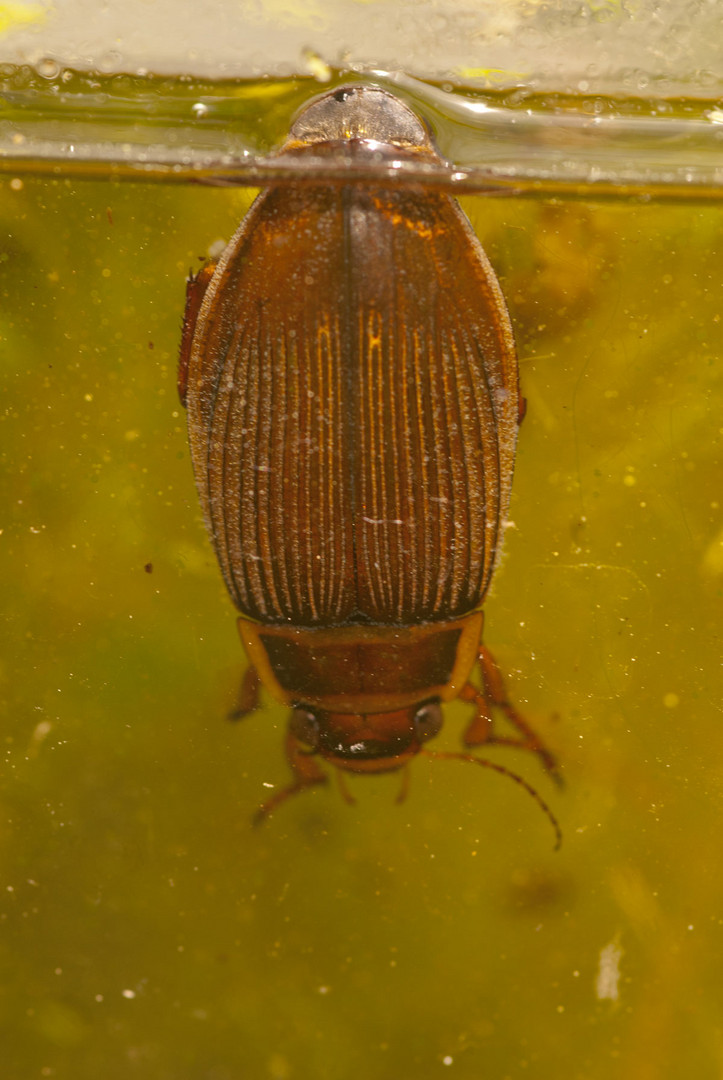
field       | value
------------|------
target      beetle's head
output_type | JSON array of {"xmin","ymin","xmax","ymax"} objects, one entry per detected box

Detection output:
[{"xmin": 290, "ymin": 700, "xmax": 444, "ymax": 773}]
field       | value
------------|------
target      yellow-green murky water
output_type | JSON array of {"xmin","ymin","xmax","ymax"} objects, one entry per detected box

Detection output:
[{"xmin": 1, "ymin": 78, "xmax": 722, "ymax": 1080}]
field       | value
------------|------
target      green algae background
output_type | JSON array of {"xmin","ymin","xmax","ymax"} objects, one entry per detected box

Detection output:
[{"xmin": 1, "ymin": 168, "xmax": 721, "ymax": 1080}]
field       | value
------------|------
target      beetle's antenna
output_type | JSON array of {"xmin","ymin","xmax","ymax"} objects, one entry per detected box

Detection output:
[{"xmin": 421, "ymin": 749, "xmax": 562, "ymax": 851}]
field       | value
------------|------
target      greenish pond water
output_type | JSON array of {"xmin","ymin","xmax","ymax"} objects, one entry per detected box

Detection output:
[{"xmin": 1, "ymin": 171, "xmax": 721, "ymax": 1078}]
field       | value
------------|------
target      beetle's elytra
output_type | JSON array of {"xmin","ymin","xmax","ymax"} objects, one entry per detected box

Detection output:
[{"xmin": 179, "ymin": 85, "xmax": 560, "ymax": 844}]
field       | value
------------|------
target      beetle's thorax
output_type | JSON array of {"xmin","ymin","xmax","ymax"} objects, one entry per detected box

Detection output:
[{"xmin": 238, "ymin": 611, "xmax": 484, "ymax": 715}]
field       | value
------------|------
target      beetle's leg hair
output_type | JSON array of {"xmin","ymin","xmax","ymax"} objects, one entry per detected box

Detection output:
[
  {"xmin": 253, "ymin": 729, "xmax": 329, "ymax": 825},
  {"xmin": 228, "ymin": 664, "xmax": 261, "ymax": 721},
  {"xmin": 461, "ymin": 645, "xmax": 562, "ymax": 784}
]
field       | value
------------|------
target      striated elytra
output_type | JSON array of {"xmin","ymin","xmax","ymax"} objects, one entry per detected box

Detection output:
[{"xmin": 179, "ymin": 85, "xmax": 560, "ymax": 844}]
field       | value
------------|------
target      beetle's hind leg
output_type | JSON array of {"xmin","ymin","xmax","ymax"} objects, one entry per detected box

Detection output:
[
  {"xmin": 460, "ymin": 645, "xmax": 562, "ymax": 784},
  {"xmin": 228, "ymin": 664, "xmax": 262, "ymax": 721},
  {"xmin": 178, "ymin": 260, "xmax": 218, "ymax": 406}
]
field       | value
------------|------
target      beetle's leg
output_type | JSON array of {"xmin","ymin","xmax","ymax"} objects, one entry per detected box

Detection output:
[
  {"xmin": 461, "ymin": 645, "xmax": 561, "ymax": 783},
  {"xmin": 178, "ymin": 260, "xmax": 217, "ymax": 406},
  {"xmin": 395, "ymin": 765, "xmax": 411, "ymax": 805},
  {"xmin": 253, "ymin": 729, "xmax": 329, "ymax": 824},
  {"xmin": 228, "ymin": 664, "xmax": 261, "ymax": 721},
  {"xmin": 335, "ymin": 769, "xmax": 357, "ymax": 806}
]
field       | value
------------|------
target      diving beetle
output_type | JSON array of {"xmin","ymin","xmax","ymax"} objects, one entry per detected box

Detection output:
[{"xmin": 178, "ymin": 85, "xmax": 560, "ymax": 844}]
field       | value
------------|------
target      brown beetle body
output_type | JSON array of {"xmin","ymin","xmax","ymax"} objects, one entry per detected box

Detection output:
[{"xmin": 179, "ymin": 87, "xmax": 559, "ymax": 838}]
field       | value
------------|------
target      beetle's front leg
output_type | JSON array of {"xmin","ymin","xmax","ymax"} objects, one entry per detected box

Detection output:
[
  {"xmin": 460, "ymin": 645, "xmax": 561, "ymax": 784},
  {"xmin": 253, "ymin": 728, "xmax": 329, "ymax": 824},
  {"xmin": 227, "ymin": 669, "xmax": 329, "ymax": 821},
  {"xmin": 228, "ymin": 663, "xmax": 262, "ymax": 721}
]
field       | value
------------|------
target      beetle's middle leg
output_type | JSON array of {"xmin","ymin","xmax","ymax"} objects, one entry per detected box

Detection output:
[{"xmin": 460, "ymin": 645, "xmax": 561, "ymax": 783}]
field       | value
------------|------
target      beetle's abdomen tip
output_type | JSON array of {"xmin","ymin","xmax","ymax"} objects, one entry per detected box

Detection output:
[{"xmin": 288, "ymin": 85, "xmax": 432, "ymax": 153}]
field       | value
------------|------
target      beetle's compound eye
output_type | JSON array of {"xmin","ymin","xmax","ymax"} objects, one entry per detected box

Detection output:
[
  {"xmin": 290, "ymin": 707, "xmax": 321, "ymax": 748},
  {"xmin": 413, "ymin": 701, "xmax": 443, "ymax": 743}
]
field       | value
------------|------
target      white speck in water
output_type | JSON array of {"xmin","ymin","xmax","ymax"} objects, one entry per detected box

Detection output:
[
  {"xmin": 31, "ymin": 721, "xmax": 52, "ymax": 745},
  {"xmin": 121, "ymin": 989, "xmax": 136, "ymax": 1000},
  {"xmin": 595, "ymin": 939, "xmax": 623, "ymax": 1001}
]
